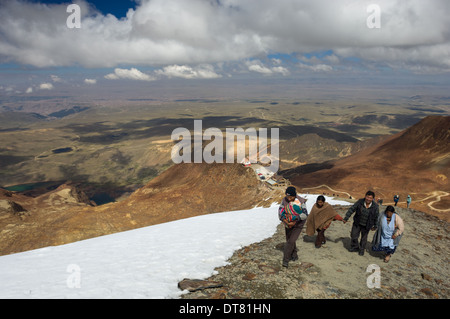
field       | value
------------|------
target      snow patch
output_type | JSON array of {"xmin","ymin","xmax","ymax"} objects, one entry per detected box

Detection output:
[{"xmin": 0, "ymin": 195, "xmax": 350, "ymax": 298}]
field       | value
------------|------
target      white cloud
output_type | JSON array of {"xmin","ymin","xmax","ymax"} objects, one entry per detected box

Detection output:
[
  {"xmin": 26, "ymin": 87, "xmax": 33, "ymax": 94},
  {"xmin": 271, "ymin": 58, "xmax": 282, "ymax": 65},
  {"xmin": 0, "ymin": 0, "xmax": 449, "ymax": 73},
  {"xmin": 271, "ymin": 66, "xmax": 290, "ymax": 76},
  {"xmin": 246, "ymin": 61, "xmax": 273, "ymax": 75},
  {"xmin": 324, "ymin": 54, "xmax": 340, "ymax": 64},
  {"xmin": 84, "ymin": 78, "xmax": 97, "ymax": 84},
  {"xmin": 50, "ymin": 75, "xmax": 62, "ymax": 82},
  {"xmin": 298, "ymin": 63, "xmax": 333, "ymax": 73},
  {"xmin": 39, "ymin": 83, "xmax": 54, "ymax": 90},
  {"xmin": 155, "ymin": 64, "xmax": 221, "ymax": 79},
  {"xmin": 246, "ymin": 60, "xmax": 290, "ymax": 76},
  {"xmin": 105, "ymin": 68, "xmax": 155, "ymax": 81}
]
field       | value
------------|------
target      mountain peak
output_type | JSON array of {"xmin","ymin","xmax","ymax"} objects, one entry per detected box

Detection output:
[
  {"xmin": 378, "ymin": 115, "xmax": 450, "ymax": 155},
  {"xmin": 284, "ymin": 115, "xmax": 450, "ymax": 221}
]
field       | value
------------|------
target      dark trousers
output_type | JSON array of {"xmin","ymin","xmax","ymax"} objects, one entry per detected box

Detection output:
[
  {"xmin": 315, "ymin": 229, "xmax": 326, "ymax": 248},
  {"xmin": 350, "ymin": 223, "xmax": 370, "ymax": 253},
  {"xmin": 283, "ymin": 220, "xmax": 305, "ymax": 263}
]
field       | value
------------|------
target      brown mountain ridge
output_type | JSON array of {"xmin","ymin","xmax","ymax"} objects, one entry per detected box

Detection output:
[
  {"xmin": 0, "ymin": 116, "xmax": 448, "ymax": 257},
  {"xmin": 0, "ymin": 163, "xmax": 281, "ymax": 256},
  {"xmin": 282, "ymin": 115, "xmax": 450, "ymax": 221}
]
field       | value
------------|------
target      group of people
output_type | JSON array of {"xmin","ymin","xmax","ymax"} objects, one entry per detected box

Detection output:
[
  {"xmin": 278, "ymin": 187, "xmax": 404, "ymax": 268},
  {"xmin": 393, "ymin": 194, "xmax": 412, "ymax": 208}
]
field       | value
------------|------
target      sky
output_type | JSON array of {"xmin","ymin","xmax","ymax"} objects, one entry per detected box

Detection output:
[{"xmin": 1, "ymin": 0, "xmax": 450, "ymax": 99}]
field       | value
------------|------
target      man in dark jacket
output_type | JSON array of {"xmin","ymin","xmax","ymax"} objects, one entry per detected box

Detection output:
[{"xmin": 343, "ymin": 191, "xmax": 379, "ymax": 256}]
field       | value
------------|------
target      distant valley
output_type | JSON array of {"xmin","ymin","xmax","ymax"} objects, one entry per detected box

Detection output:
[
  {"xmin": 0, "ymin": 96, "xmax": 449, "ymax": 256},
  {"xmin": 1, "ymin": 96, "xmax": 447, "ymax": 202},
  {"xmin": 282, "ymin": 116, "xmax": 450, "ymax": 222}
]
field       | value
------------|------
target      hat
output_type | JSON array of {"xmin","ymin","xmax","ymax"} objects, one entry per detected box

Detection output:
[{"xmin": 285, "ymin": 186, "xmax": 297, "ymax": 197}]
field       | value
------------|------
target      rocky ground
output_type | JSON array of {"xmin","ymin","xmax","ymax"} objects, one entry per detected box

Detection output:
[{"xmin": 180, "ymin": 205, "xmax": 449, "ymax": 299}]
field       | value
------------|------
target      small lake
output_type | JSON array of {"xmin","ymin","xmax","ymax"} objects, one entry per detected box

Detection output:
[
  {"xmin": 4, "ymin": 181, "xmax": 63, "ymax": 192},
  {"xmin": 90, "ymin": 193, "xmax": 116, "ymax": 205},
  {"xmin": 52, "ymin": 147, "xmax": 73, "ymax": 154},
  {"xmin": 3, "ymin": 182, "xmax": 115, "ymax": 205}
]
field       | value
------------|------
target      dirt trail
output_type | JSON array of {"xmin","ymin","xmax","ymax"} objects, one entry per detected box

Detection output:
[
  {"xmin": 297, "ymin": 184, "xmax": 449, "ymax": 222},
  {"xmin": 421, "ymin": 191, "xmax": 450, "ymax": 212},
  {"xmin": 302, "ymin": 184, "xmax": 352, "ymax": 198}
]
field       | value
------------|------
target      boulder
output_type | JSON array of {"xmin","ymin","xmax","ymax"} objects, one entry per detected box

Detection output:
[
  {"xmin": 0, "ymin": 199, "xmax": 27, "ymax": 214},
  {"xmin": 178, "ymin": 279, "xmax": 223, "ymax": 292},
  {"xmin": 0, "ymin": 199, "xmax": 29, "ymax": 220}
]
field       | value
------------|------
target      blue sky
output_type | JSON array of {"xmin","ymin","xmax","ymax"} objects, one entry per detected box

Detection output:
[
  {"xmin": 1, "ymin": 0, "xmax": 449, "ymax": 98},
  {"xmin": 33, "ymin": 0, "xmax": 137, "ymax": 18}
]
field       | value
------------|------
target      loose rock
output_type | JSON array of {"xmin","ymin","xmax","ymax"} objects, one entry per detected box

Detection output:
[{"xmin": 178, "ymin": 279, "xmax": 223, "ymax": 292}]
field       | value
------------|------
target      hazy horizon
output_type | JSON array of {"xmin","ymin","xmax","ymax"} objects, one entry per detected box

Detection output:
[{"xmin": 1, "ymin": 0, "xmax": 450, "ymax": 107}]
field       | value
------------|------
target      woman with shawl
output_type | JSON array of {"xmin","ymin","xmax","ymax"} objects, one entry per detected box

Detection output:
[
  {"xmin": 372, "ymin": 205, "xmax": 404, "ymax": 263},
  {"xmin": 306, "ymin": 196, "xmax": 343, "ymax": 248}
]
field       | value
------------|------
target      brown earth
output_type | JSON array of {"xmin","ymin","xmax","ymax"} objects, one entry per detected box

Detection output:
[
  {"xmin": 0, "ymin": 116, "xmax": 448, "ymax": 260},
  {"xmin": 0, "ymin": 163, "xmax": 282, "ymax": 256},
  {"xmin": 282, "ymin": 116, "xmax": 450, "ymax": 222}
]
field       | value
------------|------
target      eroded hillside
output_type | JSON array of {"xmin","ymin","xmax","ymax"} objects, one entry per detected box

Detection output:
[{"xmin": 0, "ymin": 163, "xmax": 282, "ymax": 256}]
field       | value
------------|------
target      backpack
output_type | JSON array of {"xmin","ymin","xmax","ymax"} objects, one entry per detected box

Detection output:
[{"xmin": 279, "ymin": 201, "xmax": 308, "ymax": 227}]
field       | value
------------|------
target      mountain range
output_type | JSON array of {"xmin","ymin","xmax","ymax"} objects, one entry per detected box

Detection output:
[
  {"xmin": 281, "ymin": 115, "xmax": 450, "ymax": 221},
  {"xmin": 0, "ymin": 115, "xmax": 448, "ymax": 257},
  {"xmin": 0, "ymin": 163, "xmax": 280, "ymax": 255}
]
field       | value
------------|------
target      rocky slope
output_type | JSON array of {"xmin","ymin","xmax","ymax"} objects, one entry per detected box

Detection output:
[
  {"xmin": 181, "ymin": 205, "xmax": 449, "ymax": 299},
  {"xmin": 282, "ymin": 116, "xmax": 450, "ymax": 221},
  {"xmin": 278, "ymin": 133, "xmax": 389, "ymax": 170},
  {"xmin": 0, "ymin": 163, "xmax": 281, "ymax": 256}
]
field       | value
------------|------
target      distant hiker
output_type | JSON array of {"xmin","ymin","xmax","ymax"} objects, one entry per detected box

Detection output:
[
  {"xmin": 393, "ymin": 195, "xmax": 399, "ymax": 206},
  {"xmin": 306, "ymin": 195, "xmax": 343, "ymax": 248},
  {"xmin": 406, "ymin": 195, "xmax": 412, "ymax": 208},
  {"xmin": 372, "ymin": 205, "xmax": 404, "ymax": 263},
  {"xmin": 343, "ymin": 191, "xmax": 380, "ymax": 256},
  {"xmin": 278, "ymin": 186, "xmax": 307, "ymax": 268}
]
